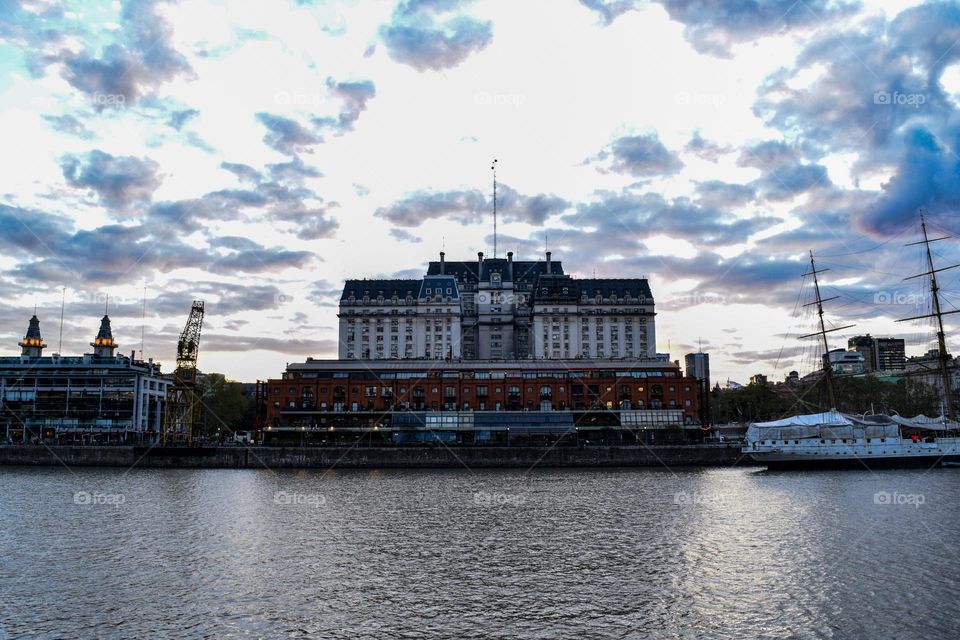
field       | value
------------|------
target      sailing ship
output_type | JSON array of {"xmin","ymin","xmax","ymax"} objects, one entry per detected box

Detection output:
[{"xmin": 744, "ymin": 216, "xmax": 960, "ymax": 469}]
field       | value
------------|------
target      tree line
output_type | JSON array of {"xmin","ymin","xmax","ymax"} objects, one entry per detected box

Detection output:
[{"xmin": 711, "ymin": 376, "xmax": 942, "ymax": 424}]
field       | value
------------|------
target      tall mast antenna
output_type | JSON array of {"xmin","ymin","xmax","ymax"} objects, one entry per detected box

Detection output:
[
  {"xmin": 58, "ymin": 286, "xmax": 65, "ymax": 355},
  {"xmin": 897, "ymin": 212, "xmax": 960, "ymax": 421},
  {"xmin": 491, "ymin": 158, "xmax": 498, "ymax": 259},
  {"xmin": 140, "ymin": 286, "xmax": 147, "ymax": 360},
  {"xmin": 800, "ymin": 251, "xmax": 854, "ymax": 410}
]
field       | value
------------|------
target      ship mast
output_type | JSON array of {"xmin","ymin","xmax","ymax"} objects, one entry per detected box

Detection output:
[
  {"xmin": 800, "ymin": 251, "xmax": 854, "ymax": 410},
  {"xmin": 897, "ymin": 214, "xmax": 959, "ymax": 422}
]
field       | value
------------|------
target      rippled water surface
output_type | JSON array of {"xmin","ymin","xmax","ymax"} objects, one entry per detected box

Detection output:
[{"xmin": 1, "ymin": 466, "xmax": 959, "ymax": 639}]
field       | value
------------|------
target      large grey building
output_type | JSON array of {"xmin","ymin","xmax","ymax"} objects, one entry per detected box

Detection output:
[{"xmin": 338, "ymin": 251, "xmax": 657, "ymax": 361}]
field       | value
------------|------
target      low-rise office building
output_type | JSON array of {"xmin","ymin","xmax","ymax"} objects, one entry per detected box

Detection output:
[{"xmin": 0, "ymin": 314, "xmax": 171, "ymax": 444}]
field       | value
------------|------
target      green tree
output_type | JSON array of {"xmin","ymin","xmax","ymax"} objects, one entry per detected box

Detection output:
[{"xmin": 199, "ymin": 373, "xmax": 253, "ymax": 439}]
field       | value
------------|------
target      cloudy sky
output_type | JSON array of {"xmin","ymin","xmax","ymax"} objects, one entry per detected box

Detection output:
[{"xmin": 2, "ymin": 0, "xmax": 960, "ymax": 384}]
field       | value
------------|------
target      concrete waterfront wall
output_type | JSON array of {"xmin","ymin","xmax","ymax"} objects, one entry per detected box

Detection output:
[{"xmin": 0, "ymin": 444, "xmax": 749, "ymax": 469}]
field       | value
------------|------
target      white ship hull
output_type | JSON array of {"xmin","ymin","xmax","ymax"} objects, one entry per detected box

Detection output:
[{"xmin": 744, "ymin": 437, "xmax": 960, "ymax": 469}]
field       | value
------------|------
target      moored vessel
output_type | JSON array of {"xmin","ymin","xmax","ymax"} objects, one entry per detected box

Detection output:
[{"xmin": 745, "ymin": 216, "xmax": 960, "ymax": 469}]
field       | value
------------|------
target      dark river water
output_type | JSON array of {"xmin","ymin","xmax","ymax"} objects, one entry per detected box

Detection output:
[{"xmin": 1, "ymin": 466, "xmax": 958, "ymax": 639}]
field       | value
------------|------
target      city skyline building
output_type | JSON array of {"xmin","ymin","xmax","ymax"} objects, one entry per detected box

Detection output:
[
  {"xmin": 338, "ymin": 250, "xmax": 656, "ymax": 362},
  {"xmin": 685, "ymin": 351, "xmax": 710, "ymax": 426},
  {"xmin": 848, "ymin": 335, "xmax": 906, "ymax": 372}
]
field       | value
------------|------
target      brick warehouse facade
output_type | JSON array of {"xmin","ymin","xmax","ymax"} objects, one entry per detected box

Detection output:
[{"xmin": 262, "ymin": 360, "xmax": 702, "ymax": 445}]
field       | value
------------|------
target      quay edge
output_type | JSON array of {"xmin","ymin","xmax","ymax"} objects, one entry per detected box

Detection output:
[{"xmin": 0, "ymin": 444, "xmax": 749, "ymax": 469}]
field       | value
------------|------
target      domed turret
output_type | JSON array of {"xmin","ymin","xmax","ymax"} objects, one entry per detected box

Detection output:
[
  {"xmin": 91, "ymin": 315, "xmax": 117, "ymax": 357},
  {"xmin": 19, "ymin": 315, "xmax": 45, "ymax": 357}
]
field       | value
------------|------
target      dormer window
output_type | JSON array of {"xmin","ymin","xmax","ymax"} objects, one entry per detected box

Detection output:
[{"xmin": 491, "ymin": 273, "xmax": 501, "ymax": 286}]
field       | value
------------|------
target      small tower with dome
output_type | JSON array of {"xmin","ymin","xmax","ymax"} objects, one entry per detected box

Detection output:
[
  {"xmin": 19, "ymin": 315, "xmax": 46, "ymax": 357},
  {"xmin": 91, "ymin": 315, "xmax": 117, "ymax": 358}
]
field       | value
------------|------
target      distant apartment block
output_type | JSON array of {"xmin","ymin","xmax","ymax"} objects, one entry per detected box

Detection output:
[{"xmin": 848, "ymin": 335, "xmax": 906, "ymax": 372}]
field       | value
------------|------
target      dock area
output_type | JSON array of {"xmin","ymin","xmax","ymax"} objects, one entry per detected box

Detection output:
[{"xmin": 0, "ymin": 443, "xmax": 750, "ymax": 469}]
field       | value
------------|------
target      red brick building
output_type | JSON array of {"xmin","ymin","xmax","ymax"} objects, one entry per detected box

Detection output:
[{"xmin": 261, "ymin": 359, "xmax": 702, "ymax": 445}]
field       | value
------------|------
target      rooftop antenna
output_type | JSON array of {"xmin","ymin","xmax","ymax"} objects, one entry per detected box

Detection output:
[
  {"xmin": 58, "ymin": 287, "xmax": 65, "ymax": 354},
  {"xmin": 491, "ymin": 158, "xmax": 498, "ymax": 258},
  {"xmin": 140, "ymin": 286, "xmax": 146, "ymax": 361}
]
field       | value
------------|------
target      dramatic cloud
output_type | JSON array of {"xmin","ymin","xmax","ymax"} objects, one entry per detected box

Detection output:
[
  {"xmin": 1, "ymin": 203, "xmax": 317, "ymax": 286},
  {"xmin": 322, "ymin": 78, "xmax": 376, "ymax": 131},
  {"xmin": 656, "ymin": 0, "xmax": 859, "ymax": 57},
  {"xmin": 255, "ymin": 113, "xmax": 323, "ymax": 155},
  {"xmin": 565, "ymin": 191, "xmax": 780, "ymax": 247},
  {"xmin": 59, "ymin": 0, "xmax": 195, "ymax": 104},
  {"xmin": 221, "ymin": 162, "xmax": 263, "ymax": 184},
  {"xmin": 579, "ymin": 0, "xmax": 858, "ymax": 56},
  {"xmin": 685, "ymin": 132, "xmax": 732, "ymax": 163},
  {"xmin": 389, "ymin": 228, "xmax": 423, "ymax": 243},
  {"xmin": 0, "ymin": 205, "xmax": 74, "ymax": 257},
  {"xmin": 61, "ymin": 150, "xmax": 162, "ymax": 210},
  {"xmin": 209, "ymin": 246, "xmax": 314, "ymax": 274},
  {"xmin": 752, "ymin": 3, "xmax": 960, "ymax": 233},
  {"xmin": 577, "ymin": 0, "xmax": 641, "ymax": 25},
  {"xmin": 43, "ymin": 114, "xmax": 94, "ymax": 139},
  {"xmin": 381, "ymin": 0, "xmax": 493, "ymax": 71},
  {"xmin": 374, "ymin": 184, "xmax": 568, "ymax": 227},
  {"xmin": 694, "ymin": 181, "xmax": 755, "ymax": 209},
  {"xmin": 272, "ymin": 204, "xmax": 341, "ymax": 240},
  {"xmin": 168, "ymin": 108, "xmax": 199, "ymax": 130},
  {"xmin": 255, "ymin": 79, "xmax": 375, "ymax": 154},
  {"xmin": 588, "ymin": 133, "xmax": 683, "ymax": 177},
  {"xmin": 375, "ymin": 189, "xmax": 486, "ymax": 227},
  {"xmin": 737, "ymin": 140, "xmax": 831, "ymax": 201}
]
